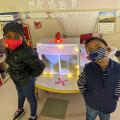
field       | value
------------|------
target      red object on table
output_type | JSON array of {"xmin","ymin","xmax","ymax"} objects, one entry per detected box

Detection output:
[
  {"xmin": 80, "ymin": 33, "xmax": 93, "ymax": 44},
  {"xmin": 54, "ymin": 32, "xmax": 63, "ymax": 44}
]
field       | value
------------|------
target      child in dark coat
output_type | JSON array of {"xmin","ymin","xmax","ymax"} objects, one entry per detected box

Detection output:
[
  {"xmin": 3, "ymin": 21, "xmax": 45, "ymax": 120},
  {"xmin": 77, "ymin": 37, "xmax": 120, "ymax": 120}
]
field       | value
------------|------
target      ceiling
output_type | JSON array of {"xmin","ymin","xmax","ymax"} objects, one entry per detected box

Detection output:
[
  {"xmin": 0, "ymin": 0, "xmax": 120, "ymax": 37},
  {"xmin": 0, "ymin": 0, "xmax": 120, "ymax": 12},
  {"xmin": 50, "ymin": 12, "xmax": 99, "ymax": 35}
]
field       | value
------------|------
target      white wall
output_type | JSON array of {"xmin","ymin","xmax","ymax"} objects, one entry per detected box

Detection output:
[
  {"xmin": 0, "ymin": 0, "xmax": 119, "ymax": 12},
  {"xmin": 102, "ymin": 18, "xmax": 120, "ymax": 50},
  {"xmin": 21, "ymin": 17, "xmax": 120, "ymax": 50},
  {"xmin": 22, "ymin": 19, "xmax": 64, "ymax": 47},
  {"xmin": 103, "ymin": 33, "xmax": 120, "ymax": 50},
  {"xmin": 0, "ymin": 12, "xmax": 120, "ymax": 50}
]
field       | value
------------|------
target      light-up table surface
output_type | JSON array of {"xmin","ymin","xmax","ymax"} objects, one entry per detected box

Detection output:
[
  {"xmin": 35, "ymin": 75, "xmax": 79, "ymax": 93},
  {"xmin": 35, "ymin": 44, "xmax": 80, "ymax": 93},
  {"xmin": 35, "ymin": 44, "xmax": 119, "ymax": 93}
]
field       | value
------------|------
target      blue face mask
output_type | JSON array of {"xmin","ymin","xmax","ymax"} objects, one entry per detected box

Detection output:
[{"xmin": 89, "ymin": 48, "xmax": 107, "ymax": 62}]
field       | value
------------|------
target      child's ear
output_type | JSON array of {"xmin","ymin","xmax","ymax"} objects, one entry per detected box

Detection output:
[
  {"xmin": 106, "ymin": 47, "xmax": 112, "ymax": 53},
  {"xmin": 87, "ymin": 56, "xmax": 91, "ymax": 61}
]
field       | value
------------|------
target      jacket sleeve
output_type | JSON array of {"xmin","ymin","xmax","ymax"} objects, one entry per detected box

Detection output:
[
  {"xmin": 77, "ymin": 69, "xmax": 87, "ymax": 97},
  {"xmin": 114, "ymin": 79, "xmax": 120, "ymax": 101},
  {"xmin": 22, "ymin": 47, "xmax": 45, "ymax": 77}
]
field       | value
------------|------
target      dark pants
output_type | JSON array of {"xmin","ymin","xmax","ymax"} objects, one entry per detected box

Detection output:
[{"xmin": 15, "ymin": 78, "xmax": 37, "ymax": 116}]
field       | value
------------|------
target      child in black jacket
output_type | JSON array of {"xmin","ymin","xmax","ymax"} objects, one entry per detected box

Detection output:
[{"xmin": 3, "ymin": 21, "xmax": 45, "ymax": 120}]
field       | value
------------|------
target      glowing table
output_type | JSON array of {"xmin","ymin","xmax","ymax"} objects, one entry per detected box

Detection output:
[
  {"xmin": 35, "ymin": 44, "xmax": 80, "ymax": 93},
  {"xmin": 35, "ymin": 75, "xmax": 80, "ymax": 93},
  {"xmin": 35, "ymin": 44, "xmax": 119, "ymax": 93}
]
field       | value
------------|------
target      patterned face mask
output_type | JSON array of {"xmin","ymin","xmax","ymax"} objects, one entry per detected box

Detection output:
[{"xmin": 89, "ymin": 47, "xmax": 107, "ymax": 62}]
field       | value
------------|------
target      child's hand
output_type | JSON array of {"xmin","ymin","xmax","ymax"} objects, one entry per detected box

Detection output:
[{"xmin": 113, "ymin": 95, "xmax": 119, "ymax": 101}]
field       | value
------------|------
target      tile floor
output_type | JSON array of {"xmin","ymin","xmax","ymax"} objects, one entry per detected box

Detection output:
[{"xmin": 0, "ymin": 79, "xmax": 120, "ymax": 120}]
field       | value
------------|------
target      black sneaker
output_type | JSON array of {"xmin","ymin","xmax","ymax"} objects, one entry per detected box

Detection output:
[
  {"xmin": 13, "ymin": 109, "xmax": 25, "ymax": 120},
  {"xmin": 28, "ymin": 115, "xmax": 37, "ymax": 120}
]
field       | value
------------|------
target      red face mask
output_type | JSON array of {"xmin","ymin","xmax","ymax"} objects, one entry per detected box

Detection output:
[{"xmin": 5, "ymin": 38, "xmax": 23, "ymax": 50}]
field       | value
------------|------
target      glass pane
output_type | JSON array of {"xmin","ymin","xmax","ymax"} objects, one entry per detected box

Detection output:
[
  {"xmin": 36, "ymin": 44, "xmax": 79, "ymax": 75},
  {"xmin": 41, "ymin": 54, "xmax": 59, "ymax": 74},
  {"xmin": 60, "ymin": 55, "xmax": 78, "ymax": 75}
]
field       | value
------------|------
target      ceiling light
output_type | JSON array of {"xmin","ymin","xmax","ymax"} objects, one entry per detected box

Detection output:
[
  {"xmin": 71, "ymin": 0, "xmax": 77, "ymax": 8},
  {"xmin": 36, "ymin": 0, "xmax": 43, "ymax": 8},
  {"xmin": 28, "ymin": 0, "xmax": 35, "ymax": 8},
  {"xmin": 48, "ymin": 0, "xmax": 56, "ymax": 9},
  {"xmin": 58, "ymin": 0, "xmax": 65, "ymax": 9}
]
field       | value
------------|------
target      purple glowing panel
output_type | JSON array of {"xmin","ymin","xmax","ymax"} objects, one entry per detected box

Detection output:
[{"xmin": 36, "ymin": 44, "xmax": 79, "ymax": 75}]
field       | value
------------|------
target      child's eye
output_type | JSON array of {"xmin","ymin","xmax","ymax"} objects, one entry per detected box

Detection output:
[
  {"xmin": 15, "ymin": 36, "xmax": 19, "ymax": 39},
  {"xmin": 97, "ymin": 47, "xmax": 102, "ymax": 49},
  {"xmin": 89, "ymin": 50, "xmax": 95, "ymax": 53},
  {"xmin": 5, "ymin": 36, "xmax": 11, "ymax": 39}
]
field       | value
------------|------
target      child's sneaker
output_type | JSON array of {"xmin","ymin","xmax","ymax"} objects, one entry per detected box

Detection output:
[
  {"xmin": 13, "ymin": 109, "xmax": 25, "ymax": 120},
  {"xmin": 28, "ymin": 115, "xmax": 37, "ymax": 120}
]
